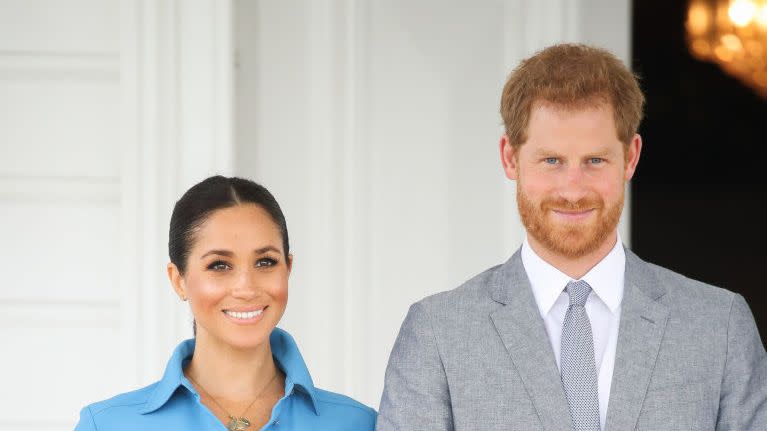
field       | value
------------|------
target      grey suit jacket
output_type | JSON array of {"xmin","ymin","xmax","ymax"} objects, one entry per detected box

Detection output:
[{"xmin": 376, "ymin": 249, "xmax": 767, "ymax": 430}]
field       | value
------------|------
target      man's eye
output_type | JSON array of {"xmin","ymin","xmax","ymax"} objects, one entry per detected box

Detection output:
[
  {"xmin": 256, "ymin": 258, "xmax": 277, "ymax": 267},
  {"xmin": 207, "ymin": 261, "xmax": 231, "ymax": 271},
  {"xmin": 589, "ymin": 158, "xmax": 604, "ymax": 164},
  {"xmin": 544, "ymin": 157, "xmax": 559, "ymax": 165}
]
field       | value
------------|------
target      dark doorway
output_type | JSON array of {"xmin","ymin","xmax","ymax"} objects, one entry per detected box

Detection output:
[{"xmin": 631, "ymin": 0, "xmax": 767, "ymax": 345}]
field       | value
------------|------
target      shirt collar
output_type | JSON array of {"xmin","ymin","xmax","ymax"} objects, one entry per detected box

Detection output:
[
  {"xmin": 270, "ymin": 327, "xmax": 321, "ymax": 415},
  {"xmin": 521, "ymin": 233, "xmax": 625, "ymax": 316},
  {"xmin": 140, "ymin": 327, "xmax": 321, "ymax": 415}
]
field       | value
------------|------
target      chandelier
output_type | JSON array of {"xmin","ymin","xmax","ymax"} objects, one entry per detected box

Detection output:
[{"xmin": 686, "ymin": 0, "xmax": 767, "ymax": 98}]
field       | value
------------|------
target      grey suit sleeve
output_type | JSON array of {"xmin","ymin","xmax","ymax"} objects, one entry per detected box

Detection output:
[
  {"xmin": 716, "ymin": 294, "xmax": 767, "ymax": 430},
  {"xmin": 376, "ymin": 302, "xmax": 454, "ymax": 431}
]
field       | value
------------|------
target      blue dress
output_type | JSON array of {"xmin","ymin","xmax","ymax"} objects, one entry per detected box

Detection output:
[{"xmin": 74, "ymin": 328, "xmax": 376, "ymax": 430}]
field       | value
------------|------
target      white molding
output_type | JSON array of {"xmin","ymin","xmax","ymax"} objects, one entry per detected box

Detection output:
[
  {"xmin": 341, "ymin": 0, "xmax": 373, "ymax": 400},
  {"xmin": 118, "ymin": 0, "xmax": 141, "ymax": 389},
  {"xmin": 177, "ymin": 0, "xmax": 234, "ymax": 186},
  {"xmin": 270, "ymin": 0, "xmax": 375, "ymax": 396},
  {"xmin": 0, "ymin": 176, "xmax": 119, "ymax": 203},
  {"xmin": 0, "ymin": 52, "xmax": 119, "ymax": 82},
  {"xmin": 303, "ymin": 0, "xmax": 345, "ymax": 390},
  {"xmin": 0, "ymin": 300, "xmax": 119, "ymax": 328},
  {"xmin": 120, "ymin": 0, "xmax": 235, "ymax": 384}
]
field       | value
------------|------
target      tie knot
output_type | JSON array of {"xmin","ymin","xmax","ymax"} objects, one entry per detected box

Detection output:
[{"xmin": 566, "ymin": 280, "xmax": 592, "ymax": 307}]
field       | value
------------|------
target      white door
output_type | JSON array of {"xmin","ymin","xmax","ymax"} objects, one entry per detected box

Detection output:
[{"xmin": 0, "ymin": 1, "xmax": 233, "ymax": 429}]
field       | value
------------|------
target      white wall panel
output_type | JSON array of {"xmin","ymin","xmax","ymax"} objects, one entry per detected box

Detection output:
[
  {"xmin": 0, "ymin": 78, "xmax": 119, "ymax": 178},
  {"xmin": 365, "ymin": 1, "xmax": 513, "ymax": 408},
  {"xmin": 0, "ymin": 201, "xmax": 119, "ymax": 302},
  {"xmin": 0, "ymin": 0, "xmax": 118, "ymax": 53},
  {"xmin": 0, "ymin": 325, "xmax": 125, "ymax": 423}
]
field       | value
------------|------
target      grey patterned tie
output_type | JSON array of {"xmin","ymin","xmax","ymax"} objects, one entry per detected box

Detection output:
[{"xmin": 560, "ymin": 280, "xmax": 600, "ymax": 431}]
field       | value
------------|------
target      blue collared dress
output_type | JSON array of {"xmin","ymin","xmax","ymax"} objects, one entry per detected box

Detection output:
[{"xmin": 74, "ymin": 328, "xmax": 376, "ymax": 430}]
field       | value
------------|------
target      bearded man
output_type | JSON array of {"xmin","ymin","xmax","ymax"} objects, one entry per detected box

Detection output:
[{"xmin": 376, "ymin": 44, "xmax": 766, "ymax": 431}]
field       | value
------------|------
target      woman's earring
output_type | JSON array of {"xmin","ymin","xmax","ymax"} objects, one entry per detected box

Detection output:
[{"xmin": 181, "ymin": 295, "xmax": 187, "ymax": 302}]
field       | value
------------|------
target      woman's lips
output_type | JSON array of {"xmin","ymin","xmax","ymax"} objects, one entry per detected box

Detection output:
[{"xmin": 222, "ymin": 306, "xmax": 267, "ymax": 324}]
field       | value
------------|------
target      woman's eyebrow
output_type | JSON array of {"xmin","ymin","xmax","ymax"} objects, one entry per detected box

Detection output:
[
  {"xmin": 254, "ymin": 246, "xmax": 281, "ymax": 254},
  {"xmin": 200, "ymin": 247, "xmax": 281, "ymax": 259},
  {"xmin": 200, "ymin": 249, "xmax": 233, "ymax": 259}
]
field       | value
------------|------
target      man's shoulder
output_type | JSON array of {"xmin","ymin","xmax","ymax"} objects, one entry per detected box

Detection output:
[
  {"xmin": 632, "ymin": 251, "xmax": 736, "ymax": 312},
  {"xmin": 639, "ymin": 255, "xmax": 734, "ymax": 298},
  {"xmin": 414, "ymin": 262, "xmax": 504, "ymax": 317}
]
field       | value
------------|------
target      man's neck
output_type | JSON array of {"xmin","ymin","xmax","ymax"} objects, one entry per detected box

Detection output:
[{"xmin": 527, "ymin": 231, "xmax": 619, "ymax": 279}]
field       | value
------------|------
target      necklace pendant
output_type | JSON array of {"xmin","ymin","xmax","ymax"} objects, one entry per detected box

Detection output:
[{"xmin": 227, "ymin": 416, "xmax": 250, "ymax": 431}]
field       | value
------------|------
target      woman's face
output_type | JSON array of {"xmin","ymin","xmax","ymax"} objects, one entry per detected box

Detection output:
[{"xmin": 169, "ymin": 204, "xmax": 291, "ymax": 350}]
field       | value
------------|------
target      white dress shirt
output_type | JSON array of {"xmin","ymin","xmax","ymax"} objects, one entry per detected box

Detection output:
[{"xmin": 521, "ymin": 234, "xmax": 625, "ymax": 431}]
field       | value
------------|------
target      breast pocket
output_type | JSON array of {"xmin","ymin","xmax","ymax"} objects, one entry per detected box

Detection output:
[{"xmin": 635, "ymin": 381, "xmax": 713, "ymax": 431}]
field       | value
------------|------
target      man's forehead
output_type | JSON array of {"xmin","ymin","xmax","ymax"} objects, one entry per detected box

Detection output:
[
  {"xmin": 526, "ymin": 101, "xmax": 619, "ymax": 137},
  {"xmin": 528, "ymin": 145, "xmax": 617, "ymax": 156}
]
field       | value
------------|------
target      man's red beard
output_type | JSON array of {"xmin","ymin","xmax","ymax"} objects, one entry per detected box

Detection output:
[{"xmin": 517, "ymin": 184, "xmax": 624, "ymax": 259}]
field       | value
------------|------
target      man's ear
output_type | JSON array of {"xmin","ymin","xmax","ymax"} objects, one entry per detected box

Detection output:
[
  {"xmin": 500, "ymin": 135, "xmax": 520, "ymax": 180},
  {"xmin": 624, "ymin": 134, "xmax": 642, "ymax": 181},
  {"xmin": 167, "ymin": 262, "xmax": 187, "ymax": 301}
]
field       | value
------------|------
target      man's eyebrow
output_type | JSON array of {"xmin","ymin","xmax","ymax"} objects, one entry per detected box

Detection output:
[
  {"xmin": 585, "ymin": 149, "xmax": 613, "ymax": 157},
  {"xmin": 532, "ymin": 148, "xmax": 563, "ymax": 156},
  {"xmin": 531, "ymin": 147, "xmax": 615, "ymax": 157}
]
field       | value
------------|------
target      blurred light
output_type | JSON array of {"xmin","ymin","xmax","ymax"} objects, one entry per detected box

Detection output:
[
  {"xmin": 688, "ymin": 3, "xmax": 712, "ymax": 34},
  {"xmin": 691, "ymin": 39, "xmax": 712, "ymax": 56},
  {"xmin": 722, "ymin": 33, "xmax": 744, "ymax": 51},
  {"xmin": 757, "ymin": 5, "xmax": 767, "ymax": 27},
  {"xmin": 686, "ymin": 0, "xmax": 767, "ymax": 98},
  {"xmin": 729, "ymin": 0, "xmax": 757, "ymax": 27}
]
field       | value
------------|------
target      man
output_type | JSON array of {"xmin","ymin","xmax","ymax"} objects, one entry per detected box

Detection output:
[{"xmin": 376, "ymin": 44, "xmax": 766, "ymax": 431}]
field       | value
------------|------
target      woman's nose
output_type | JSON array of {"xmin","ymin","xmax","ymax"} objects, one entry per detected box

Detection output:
[{"xmin": 230, "ymin": 270, "xmax": 258, "ymax": 299}]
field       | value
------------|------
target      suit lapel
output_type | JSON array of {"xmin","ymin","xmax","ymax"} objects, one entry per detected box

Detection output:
[
  {"xmin": 489, "ymin": 252, "xmax": 573, "ymax": 431},
  {"xmin": 604, "ymin": 250, "xmax": 669, "ymax": 431}
]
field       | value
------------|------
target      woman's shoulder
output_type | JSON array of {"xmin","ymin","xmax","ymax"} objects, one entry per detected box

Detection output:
[
  {"xmin": 311, "ymin": 387, "xmax": 377, "ymax": 425},
  {"xmin": 74, "ymin": 382, "xmax": 161, "ymax": 430}
]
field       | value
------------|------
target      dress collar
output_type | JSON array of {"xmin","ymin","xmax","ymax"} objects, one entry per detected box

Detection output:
[
  {"xmin": 521, "ymin": 233, "xmax": 625, "ymax": 316},
  {"xmin": 140, "ymin": 327, "xmax": 321, "ymax": 415}
]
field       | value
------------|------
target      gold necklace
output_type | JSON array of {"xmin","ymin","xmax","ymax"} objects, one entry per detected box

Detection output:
[{"xmin": 187, "ymin": 371, "xmax": 280, "ymax": 431}]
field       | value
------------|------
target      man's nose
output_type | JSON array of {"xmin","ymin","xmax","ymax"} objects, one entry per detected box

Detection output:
[{"xmin": 558, "ymin": 165, "xmax": 590, "ymax": 203}]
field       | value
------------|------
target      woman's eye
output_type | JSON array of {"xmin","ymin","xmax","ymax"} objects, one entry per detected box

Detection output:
[
  {"xmin": 207, "ymin": 261, "xmax": 231, "ymax": 271},
  {"xmin": 256, "ymin": 258, "xmax": 277, "ymax": 267}
]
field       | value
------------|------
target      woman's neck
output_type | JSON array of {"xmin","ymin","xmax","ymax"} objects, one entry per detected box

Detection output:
[{"xmin": 185, "ymin": 332, "xmax": 281, "ymax": 400}]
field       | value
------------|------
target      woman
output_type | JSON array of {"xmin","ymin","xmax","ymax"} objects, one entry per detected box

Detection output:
[{"xmin": 75, "ymin": 176, "xmax": 376, "ymax": 430}]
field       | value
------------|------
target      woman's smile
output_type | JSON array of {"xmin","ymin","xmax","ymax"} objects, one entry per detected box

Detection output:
[{"xmin": 222, "ymin": 306, "xmax": 268, "ymax": 324}]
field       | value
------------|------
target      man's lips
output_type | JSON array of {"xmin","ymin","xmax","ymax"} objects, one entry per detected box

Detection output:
[{"xmin": 550, "ymin": 208, "xmax": 596, "ymax": 221}]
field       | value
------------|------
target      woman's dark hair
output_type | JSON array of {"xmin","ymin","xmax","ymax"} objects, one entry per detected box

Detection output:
[{"xmin": 168, "ymin": 175, "xmax": 289, "ymax": 274}]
